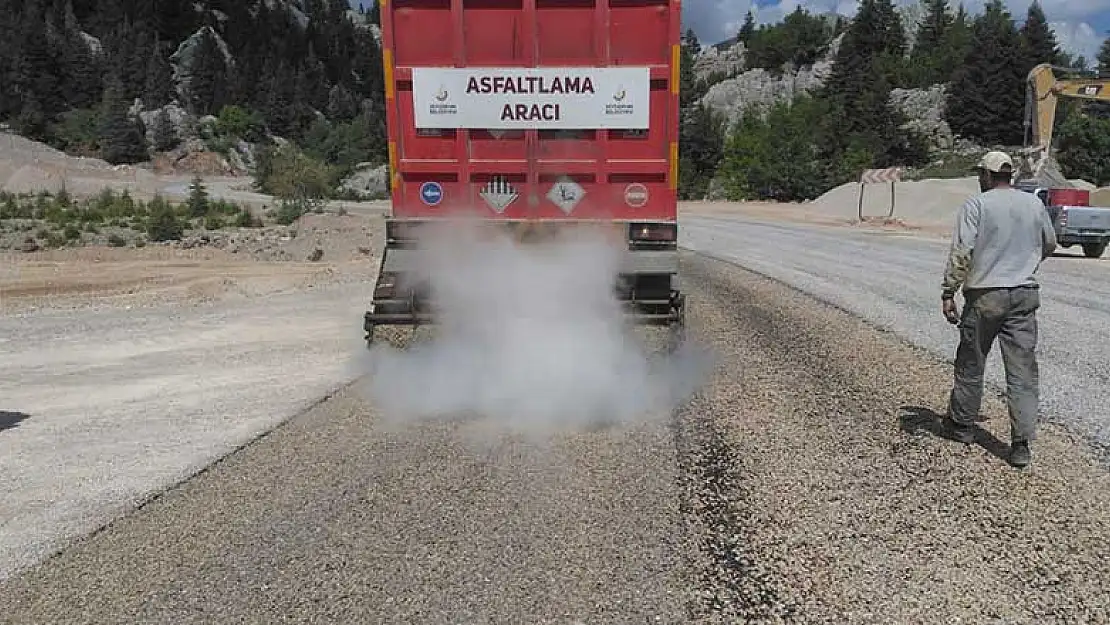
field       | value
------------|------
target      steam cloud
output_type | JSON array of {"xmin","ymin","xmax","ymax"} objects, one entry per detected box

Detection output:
[{"xmin": 350, "ymin": 219, "xmax": 710, "ymax": 435}]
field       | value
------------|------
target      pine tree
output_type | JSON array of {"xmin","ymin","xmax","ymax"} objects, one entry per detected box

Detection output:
[
  {"xmin": 61, "ymin": 22, "xmax": 103, "ymax": 110},
  {"xmin": 909, "ymin": 0, "xmax": 953, "ymax": 86},
  {"xmin": 944, "ymin": 0, "xmax": 1025, "ymax": 145},
  {"xmin": 326, "ymin": 84, "xmax": 358, "ymax": 121},
  {"xmin": 187, "ymin": 175, "xmax": 209, "ymax": 218},
  {"xmin": 186, "ymin": 28, "xmax": 229, "ymax": 116},
  {"xmin": 16, "ymin": 94, "xmax": 48, "ymax": 138},
  {"xmin": 820, "ymin": 0, "xmax": 923, "ymax": 168},
  {"xmin": 679, "ymin": 29, "xmax": 702, "ymax": 109},
  {"xmin": 297, "ymin": 47, "xmax": 329, "ymax": 113},
  {"xmin": 153, "ymin": 0, "xmax": 198, "ymax": 43},
  {"xmin": 1019, "ymin": 1, "xmax": 1063, "ymax": 76},
  {"xmin": 738, "ymin": 12, "xmax": 756, "ymax": 44},
  {"xmin": 98, "ymin": 72, "xmax": 148, "ymax": 164},
  {"xmin": 153, "ymin": 109, "xmax": 178, "ymax": 152},
  {"xmin": 265, "ymin": 61, "xmax": 297, "ymax": 137},
  {"xmin": 678, "ymin": 103, "xmax": 724, "ymax": 200},
  {"xmin": 143, "ymin": 41, "xmax": 175, "ymax": 108},
  {"xmin": 19, "ymin": 2, "xmax": 66, "ymax": 119},
  {"xmin": 1097, "ymin": 38, "xmax": 1110, "ymax": 77},
  {"xmin": 937, "ymin": 4, "xmax": 973, "ymax": 82}
]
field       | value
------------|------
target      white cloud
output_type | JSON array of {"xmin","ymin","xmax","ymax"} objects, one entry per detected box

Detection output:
[{"xmin": 1052, "ymin": 20, "xmax": 1103, "ymax": 65}]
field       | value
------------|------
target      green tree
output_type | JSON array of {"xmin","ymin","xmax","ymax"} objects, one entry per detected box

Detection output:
[
  {"xmin": 1097, "ymin": 38, "xmax": 1110, "ymax": 76},
  {"xmin": 1018, "ymin": 1, "xmax": 1064, "ymax": 75},
  {"xmin": 143, "ymin": 41, "xmax": 176, "ymax": 108},
  {"xmin": 186, "ymin": 28, "xmax": 229, "ymax": 116},
  {"xmin": 819, "ymin": 0, "xmax": 925, "ymax": 171},
  {"xmin": 677, "ymin": 104, "xmax": 725, "ymax": 200},
  {"xmin": 937, "ymin": 4, "xmax": 973, "ymax": 83},
  {"xmin": 908, "ymin": 0, "xmax": 953, "ymax": 86},
  {"xmin": 718, "ymin": 96, "xmax": 832, "ymax": 202},
  {"xmin": 98, "ymin": 74, "xmax": 149, "ymax": 164},
  {"xmin": 1056, "ymin": 111, "xmax": 1110, "ymax": 186},
  {"xmin": 737, "ymin": 11, "xmax": 756, "ymax": 44},
  {"xmin": 146, "ymin": 197, "xmax": 185, "ymax": 242},
  {"xmin": 945, "ymin": 0, "xmax": 1025, "ymax": 145},
  {"xmin": 61, "ymin": 22, "xmax": 103, "ymax": 110},
  {"xmin": 18, "ymin": 2, "xmax": 66, "ymax": 122},
  {"xmin": 187, "ymin": 176, "xmax": 209, "ymax": 218},
  {"xmin": 153, "ymin": 109, "xmax": 179, "ymax": 152},
  {"xmin": 745, "ymin": 7, "xmax": 834, "ymax": 75},
  {"xmin": 679, "ymin": 29, "xmax": 703, "ymax": 109},
  {"xmin": 252, "ymin": 143, "xmax": 336, "ymax": 219}
]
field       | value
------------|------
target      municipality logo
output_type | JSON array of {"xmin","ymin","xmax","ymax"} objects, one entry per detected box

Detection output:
[
  {"xmin": 606, "ymin": 85, "xmax": 633, "ymax": 115},
  {"xmin": 430, "ymin": 85, "xmax": 456, "ymax": 115}
]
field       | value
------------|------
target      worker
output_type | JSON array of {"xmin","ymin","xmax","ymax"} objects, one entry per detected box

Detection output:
[{"xmin": 939, "ymin": 150, "xmax": 1057, "ymax": 468}]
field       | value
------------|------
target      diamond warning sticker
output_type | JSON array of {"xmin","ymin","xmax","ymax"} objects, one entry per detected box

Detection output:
[
  {"xmin": 547, "ymin": 177, "xmax": 585, "ymax": 215},
  {"xmin": 480, "ymin": 177, "xmax": 519, "ymax": 214}
]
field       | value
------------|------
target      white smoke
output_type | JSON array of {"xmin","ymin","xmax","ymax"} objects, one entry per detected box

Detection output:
[{"xmin": 349, "ymin": 218, "xmax": 711, "ymax": 437}]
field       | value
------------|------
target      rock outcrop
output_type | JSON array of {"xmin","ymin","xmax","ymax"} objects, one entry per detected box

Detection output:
[
  {"xmin": 698, "ymin": 34, "xmax": 842, "ymax": 129},
  {"xmin": 169, "ymin": 27, "xmax": 235, "ymax": 112},
  {"xmin": 338, "ymin": 163, "xmax": 390, "ymax": 199},
  {"xmin": 136, "ymin": 102, "xmax": 191, "ymax": 150},
  {"xmin": 695, "ymin": 34, "xmax": 979, "ymax": 154},
  {"xmin": 889, "ymin": 85, "xmax": 954, "ymax": 150},
  {"xmin": 694, "ymin": 41, "xmax": 745, "ymax": 83}
]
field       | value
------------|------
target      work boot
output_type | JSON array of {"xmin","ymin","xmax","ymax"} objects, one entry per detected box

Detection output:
[
  {"xmin": 1009, "ymin": 440, "xmax": 1032, "ymax": 468},
  {"xmin": 942, "ymin": 415, "xmax": 976, "ymax": 444}
]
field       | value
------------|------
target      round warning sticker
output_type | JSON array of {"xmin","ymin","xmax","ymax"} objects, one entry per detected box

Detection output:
[
  {"xmin": 624, "ymin": 183, "xmax": 649, "ymax": 208},
  {"xmin": 420, "ymin": 181, "xmax": 444, "ymax": 206}
]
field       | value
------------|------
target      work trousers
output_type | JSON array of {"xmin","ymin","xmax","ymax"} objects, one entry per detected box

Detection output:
[{"xmin": 948, "ymin": 285, "xmax": 1041, "ymax": 443}]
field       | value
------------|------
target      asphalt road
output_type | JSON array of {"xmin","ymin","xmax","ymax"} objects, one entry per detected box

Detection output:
[
  {"xmin": 681, "ymin": 214, "xmax": 1110, "ymax": 454},
  {"xmin": 0, "ymin": 281, "xmax": 375, "ymax": 581},
  {"xmin": 5, "ymin": 251, "xmax": 1110, "ymax": 623}
]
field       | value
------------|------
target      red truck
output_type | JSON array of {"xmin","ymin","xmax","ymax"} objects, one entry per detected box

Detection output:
[{"xmin": 363, "ymin": 0, "xmax": 686, "ymax": 346}]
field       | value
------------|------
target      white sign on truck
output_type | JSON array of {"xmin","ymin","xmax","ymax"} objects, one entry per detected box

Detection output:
[{"xmin": 412, "ymin": 67, "xmax": 651, "ymax": 130}]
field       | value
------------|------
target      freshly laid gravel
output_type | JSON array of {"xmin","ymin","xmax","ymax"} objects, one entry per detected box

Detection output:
[
  {"xmin": 676, "ymin": 252, "xmax": 1110, "ymax": 623},
  {"xmin": 681, "ymin": 214, "xmax": 1110, "ymax": 457},
  {"xmin": 4, "ymin": 250, "xmax": 1110, "ymax": 624}
]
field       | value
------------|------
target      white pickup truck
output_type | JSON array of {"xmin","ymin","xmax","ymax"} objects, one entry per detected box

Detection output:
[{"xmin": 1015, "ymin": 182, "xmax": 1110, "ymax": 258}]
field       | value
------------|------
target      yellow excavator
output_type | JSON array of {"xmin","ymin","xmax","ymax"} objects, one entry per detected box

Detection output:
[
  {"xmin": 1020, "ymin": 63, "xmax": 1110, "ymax": 187},
  {"xmin": 1019, "ymin": 63, "xmax": 1110, "ymax": 259}
]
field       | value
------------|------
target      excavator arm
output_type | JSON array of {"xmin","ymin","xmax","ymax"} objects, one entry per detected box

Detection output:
[{"xmin": 1021, "ymin": 63, "xmax": 1110, "ymax": 186}]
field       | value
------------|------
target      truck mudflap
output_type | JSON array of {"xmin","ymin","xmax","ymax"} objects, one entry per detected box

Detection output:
[{"xmin": 363, "ymin": 220, "xmax": 687, "ymax": 347}]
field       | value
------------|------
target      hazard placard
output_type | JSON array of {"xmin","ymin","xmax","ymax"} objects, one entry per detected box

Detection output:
[
  {"xmin": 480, "ymin": 177, "xmax": 519, "ymax": 214},
  {"xmin": 547, "ymin": 177, "xmax": 585, "ymax": 214}
]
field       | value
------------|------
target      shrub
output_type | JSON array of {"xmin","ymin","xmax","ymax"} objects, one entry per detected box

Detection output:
[{"xmin": 147, "ymin": 199, "xmax": 185, "ymax": 242}]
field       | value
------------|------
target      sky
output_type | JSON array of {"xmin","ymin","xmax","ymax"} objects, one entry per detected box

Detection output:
[{"xmin": 683, "ymin": 0, "xmax": 1110, "ymax": 64}]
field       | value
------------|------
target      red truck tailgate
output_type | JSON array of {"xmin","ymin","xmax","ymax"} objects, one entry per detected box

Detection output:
[{"xmin": 379, "ymin": 0, "xmax": 681, "ymax": 222}]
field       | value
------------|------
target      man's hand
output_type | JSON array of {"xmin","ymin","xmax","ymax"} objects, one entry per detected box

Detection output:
[{"xmin": 942, "ymin": 297, "xmax": 960, "ymax": 325}]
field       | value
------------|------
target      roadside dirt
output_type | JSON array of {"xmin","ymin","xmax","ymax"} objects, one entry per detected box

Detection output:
[{"xmin": 0, "ymin": 212, "xmax": 386, "ymax": 313}]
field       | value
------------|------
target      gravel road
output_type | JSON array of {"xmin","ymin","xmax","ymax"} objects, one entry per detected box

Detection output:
[
  {"xmin": 0, "ymin": 281, "xmax": 374, "ymax": 582},
  {"xmin": 4, "ymin": 252, "xmax": 1110, "ymax": 623},
  {"xmin": 681, "ymin": 214, "xmax": 1110, "ymax": 455}
]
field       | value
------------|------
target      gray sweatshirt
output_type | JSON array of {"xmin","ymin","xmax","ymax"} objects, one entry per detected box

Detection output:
[{"xmin": 941, "ymin": 187, "xmax": 1057, "ymax": 297}]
